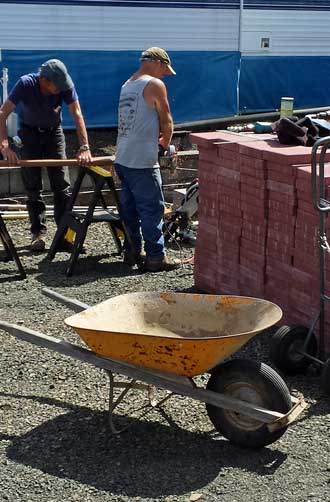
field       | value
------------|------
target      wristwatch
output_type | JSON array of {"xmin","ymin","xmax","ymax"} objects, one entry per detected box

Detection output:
[{"xmin": 78, "ymin": 144, "xmax": 90, "ymax": 152}]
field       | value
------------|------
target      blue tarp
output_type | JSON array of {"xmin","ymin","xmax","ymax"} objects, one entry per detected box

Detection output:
[
  {"xmin": 2, "ymin": 50, "xmax": 240, "ymax": 128},
  {"xmin": 5, "ymin": 49, "xmax": 330, "ymax": 128},
  {"xmin": 239, "ymin": 56, "xmax": 330, "ymax": 114}
]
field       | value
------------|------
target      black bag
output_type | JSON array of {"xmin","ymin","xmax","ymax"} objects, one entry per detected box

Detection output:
[{"xmin": 273, "ymin": 116, "xmax": 319, "ymax": 146}]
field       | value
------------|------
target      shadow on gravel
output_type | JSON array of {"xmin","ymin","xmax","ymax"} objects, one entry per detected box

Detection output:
[
  {"xmin": 298, "ymin": 395, "xmax": 330, "ymax": 421},
  {"xmin": 1, "ymin": 394, "xmax": 287, "ymax": 498},
  {"xmin": 0, "ymin": 273, "xmax": 28, "ymax": 284},
  {"xmin": 280, "ymin": 371, "xmax": 330, "ymax": 422},
  {"xmin": 0, "ymin": 265, "xmax": 34, "ymax": 282},
  {"xmin": 1, "ymin": 244, "xmax": 34, "ymax": 257},
  {"xmin": 34, "ymin": 256, "xmax": 195, "ymax": 288},
  {"xmin": 35, "ymin": 254, "xmax": 139, "ymax": 287}
]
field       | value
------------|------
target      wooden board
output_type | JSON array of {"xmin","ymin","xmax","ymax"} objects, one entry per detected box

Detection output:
[{"xmin": 0, "ymin": 156, "xmax": 115, "ymax": 168}]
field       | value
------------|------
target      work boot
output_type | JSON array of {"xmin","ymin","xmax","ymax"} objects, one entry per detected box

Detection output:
[
  {"xmin": 30, "ymin": 233, "xmax": 46, "ymax": 253},
  {"xmin": 123, "ymin": 250, "xmax": 146, "ymax": 268},
  {"xmin": 144, "ymin": 255, "xmax": 181, "ymax": 272}
]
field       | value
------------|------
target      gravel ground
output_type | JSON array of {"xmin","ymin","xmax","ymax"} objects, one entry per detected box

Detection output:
[{"xmin": 1, "ymin": 148, "xmax": 330, "ymax": 500}]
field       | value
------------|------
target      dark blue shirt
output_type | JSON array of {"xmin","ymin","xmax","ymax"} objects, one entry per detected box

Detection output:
[{"xmin": 8, "ymin": 73, "xmax": 78, "ymax": 128}]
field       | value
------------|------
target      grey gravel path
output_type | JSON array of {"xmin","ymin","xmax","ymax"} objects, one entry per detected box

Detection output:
[{"xmin": 0, "ymin": 219, "xmax": 330, "ymax": 502}]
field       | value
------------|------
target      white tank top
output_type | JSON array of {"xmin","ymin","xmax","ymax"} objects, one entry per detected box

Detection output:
[{"xmin": 115, "ymin": 75, "xmax": 160, "ymax": 169}]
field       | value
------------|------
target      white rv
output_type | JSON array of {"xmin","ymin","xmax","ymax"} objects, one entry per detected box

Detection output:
[{"xmin": 1, "ymin": 0, "xmax": 330, "ymax": 127}]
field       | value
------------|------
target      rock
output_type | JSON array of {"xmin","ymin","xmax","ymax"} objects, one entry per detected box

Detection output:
[{"xmin": 189, "ymin": 494, "xmax": 203, "ymax": 501}]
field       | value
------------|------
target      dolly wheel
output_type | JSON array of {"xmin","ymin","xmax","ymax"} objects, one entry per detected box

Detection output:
[
  {"xmin": 269, "ymin": 325, "xmax": 318, "ymax": 375},
  {"xmin": 206, "ymin": 359, "xmax": 292, "ymax": 448},
  {"xmin": 321, "ymin": 357, "xmax": 330, "ymax": 395}
]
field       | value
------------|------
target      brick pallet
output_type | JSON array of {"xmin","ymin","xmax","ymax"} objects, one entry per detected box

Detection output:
[{"xmin": 190, "ymin": 131, "xmax": 330, "ymax": 351}]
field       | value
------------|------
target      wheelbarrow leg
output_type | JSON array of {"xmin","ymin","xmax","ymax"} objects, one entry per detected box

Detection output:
[
  {"xmin": 105, "ymin": 370, "xmax": 174, "ymax": 434},
  {"xmin": 42, "ymin": 287, "xmax": 90, "ymax": 312}
]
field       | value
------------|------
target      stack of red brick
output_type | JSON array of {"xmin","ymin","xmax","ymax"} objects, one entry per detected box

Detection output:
[{"xmin": 190, "ymin": 131, "xmax": 330, "ymax": 347}]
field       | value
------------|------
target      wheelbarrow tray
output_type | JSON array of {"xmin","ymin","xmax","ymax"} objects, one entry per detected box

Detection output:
[{"xmin": 65, "ymin": 292, "xmax": 282, "ymax": 377}]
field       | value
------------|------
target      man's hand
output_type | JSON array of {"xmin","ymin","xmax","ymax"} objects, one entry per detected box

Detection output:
[
  {"xmin": 1, "ymin": 146, "xmax": 19, "ymax": 166},
  {"xmin": 76, "ymin": 147, "xmax": 93, "ymax": 166},
  {"xmin": 158, "ymin": 135, "xmax": 169, "ymax": 150}
]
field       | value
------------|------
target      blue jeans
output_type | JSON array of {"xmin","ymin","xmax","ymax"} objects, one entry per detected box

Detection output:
[{"xmin": 114, "ymin": 163, "xmax": 165, "ymax": 258}]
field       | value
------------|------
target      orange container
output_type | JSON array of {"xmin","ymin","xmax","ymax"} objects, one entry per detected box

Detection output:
[{"xmin": 65, "ymin": 292, "xmax": 282, "ymax": 377}]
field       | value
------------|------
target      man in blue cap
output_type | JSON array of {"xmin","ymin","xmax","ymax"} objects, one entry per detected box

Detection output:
[{"xmin": 0, "ymin": 59, "xmax": 92, "ymax": 252}]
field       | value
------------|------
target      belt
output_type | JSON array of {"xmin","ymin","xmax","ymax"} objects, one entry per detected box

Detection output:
[{"xmin": 21, "ymin": 123, "xmax": 60, "ymax": 133}]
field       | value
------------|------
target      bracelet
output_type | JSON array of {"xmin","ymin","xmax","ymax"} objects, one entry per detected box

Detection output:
[{"xmin": 78, "ymin": 144, "xmax": 90, "ymax": 152}]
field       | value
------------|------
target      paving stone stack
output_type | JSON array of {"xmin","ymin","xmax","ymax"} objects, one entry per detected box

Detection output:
[{"xmin": 190, "ymin": 130, "xmax": 330, "ymax": 350}]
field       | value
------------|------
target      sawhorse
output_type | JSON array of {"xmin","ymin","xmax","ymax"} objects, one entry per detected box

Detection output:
[
  {"xmin": 0, "ymin": 213, "xmax": 26, "ymax": 279},
  {"xmin": 48, "ymin": 162, "xmax": 131, "ymax": 276}
]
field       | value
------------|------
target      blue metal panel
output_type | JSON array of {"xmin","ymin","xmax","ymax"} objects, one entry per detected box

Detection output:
[
  {"xmin": 2, "ymin": 49, "xmax": 240, "ymax": 128},
  {"xmin": 0, "ymin": 0, "xmax": 241, "ymax": 9},
  {"xmin": 2, "ymin": 0, "xmax": 330, "ymax": 9},
  {"xmin": 239, "ymin": 56, "xmax": 330, "ymax": 113},
  {"xmin": 244, "ymin": 1, "xmax": 330, "ymax": 10}
]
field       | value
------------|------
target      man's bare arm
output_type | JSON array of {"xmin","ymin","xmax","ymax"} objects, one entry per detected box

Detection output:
[
  {"xmin": 68, "ymin": 100, "xmax": 92, "ymax": 165},
  {"xmin": 0, "ymin": 99, "xmax": 18, "ymax": 164},
  {"xmin": 144, "ymin": 79, "xmax": 173, "ymax": 148}
]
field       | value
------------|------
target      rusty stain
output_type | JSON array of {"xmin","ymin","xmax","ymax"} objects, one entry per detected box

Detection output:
[
  {"xmin": 160, "ymin": 293, "xmax": 177, "ymax": 305},
  {"xmin": 132, "ymin": 342, "xmax": 142, "ymax": 349}
]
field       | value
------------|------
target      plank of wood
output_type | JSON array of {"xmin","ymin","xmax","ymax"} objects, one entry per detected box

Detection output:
[
  {"xmin": 177, "ymin": 150, "xmax": 199, "ymax": 157},
  {"xmin": 0, "ymin": 151, "xmax": 197, "ymax": 168},
  {"xmin": 0, "ymin": 156, "xmax": 115, "ymax": 168}
]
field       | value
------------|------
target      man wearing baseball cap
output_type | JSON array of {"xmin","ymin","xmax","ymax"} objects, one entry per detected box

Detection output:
[
  {"xmin": 115, "ymin": 46, "xmax": 180, "ymax": 272},
  {"xmin": 140, "ymin": 47, "xmax": 176, "ymax": 75},
  {"xmin": 0, "ymin": 59, "xmax": 92, "ymax": 252}
]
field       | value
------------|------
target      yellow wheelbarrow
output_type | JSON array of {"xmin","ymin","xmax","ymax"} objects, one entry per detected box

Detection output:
[{"xmin": 0, "ymin": 289, "xmax": 306, "ymax": 449}]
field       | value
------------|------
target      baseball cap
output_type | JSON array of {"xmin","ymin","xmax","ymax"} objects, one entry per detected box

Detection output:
[
  {"xmin": 39, "ymin": 59, "xmax": 74, "ymax": 91},
  {"xmin": 140, "ymin": 47, "xmax": 176, "ymax": 75}
]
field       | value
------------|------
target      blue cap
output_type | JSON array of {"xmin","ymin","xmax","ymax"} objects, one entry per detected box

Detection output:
[{"xmin": 39, "ymin": 59, "xmax": 74, "ymax": 91}]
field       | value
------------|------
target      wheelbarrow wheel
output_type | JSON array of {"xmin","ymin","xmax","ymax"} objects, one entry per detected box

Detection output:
[
  {"xmin": 269, "ymin": 325, "xmax": 317, "ymax": 375},
  {"xmin": 321, "ymin": 357, "xmax": 330, "ymax": 395},
  {"xmin": 205, "ymin": 359, "xmax": 292, "ymax": 448}
]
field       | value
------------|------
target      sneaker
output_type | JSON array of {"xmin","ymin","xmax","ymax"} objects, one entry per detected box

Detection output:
[
  {"xmin": 30, "ymin": 234, "xmax": 46, "ymax": 252},
  {"xmin": 57, "ymin": 239, "xmax": 86, "ymax": 254},
  {"xmin": 123, "ymin": 250, "xmax": 146, "ymax": 268},
  {"xmin": 144, "ymin": 255, "xmax": 181, "ymax": 272}
]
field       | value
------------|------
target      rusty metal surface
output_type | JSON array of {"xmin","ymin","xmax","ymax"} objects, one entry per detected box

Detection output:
[{"xmin": 65, "ymin": 292, "xmax": 282, "ymax": 377}]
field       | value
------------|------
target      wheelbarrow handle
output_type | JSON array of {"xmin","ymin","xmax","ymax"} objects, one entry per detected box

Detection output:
[{"xmin": 42, "ymin": 287, "xmax": 90, "ymax": 312}]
